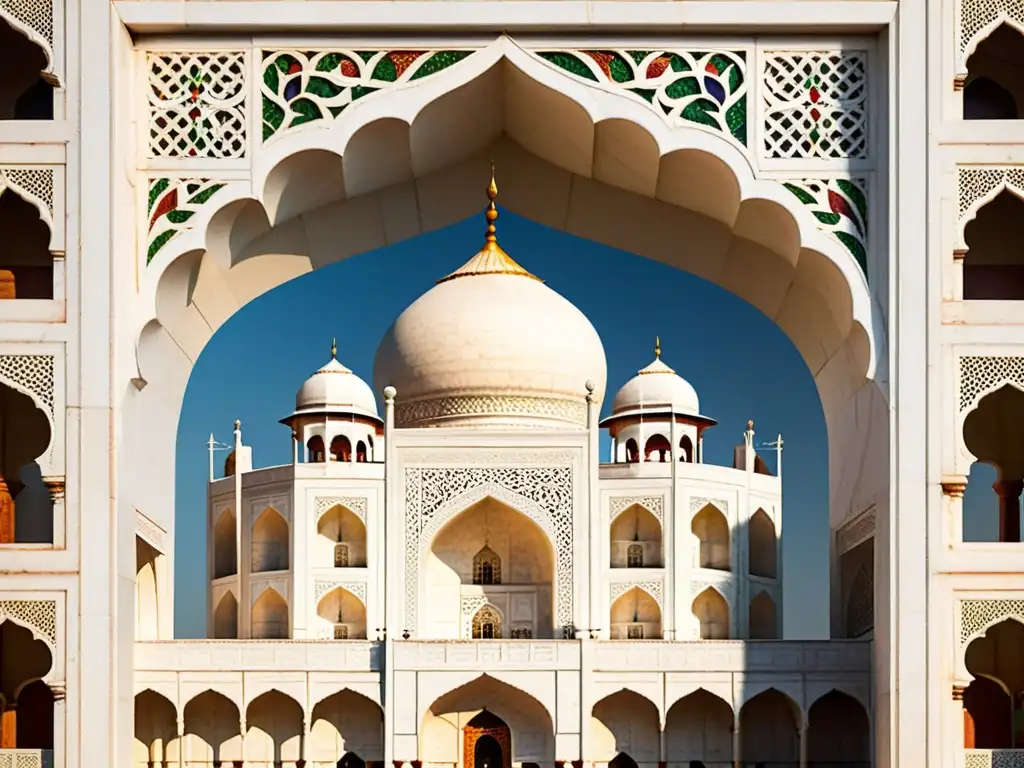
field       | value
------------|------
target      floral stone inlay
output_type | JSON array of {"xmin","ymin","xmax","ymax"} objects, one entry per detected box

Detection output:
[
  {"xmin": 261, "ymin": 50, "xmax": 476, "ymax": 141},
  {"xmin": 535, "ymin": 50, "xmax": 747, "ymax": 145},
  {"xmin": 147, "ymin": 178, "xmax": 226, "ymax": 264},
  {"xmin": 784, "ymin": 178, "xmax": 868, "ymax": 275}
]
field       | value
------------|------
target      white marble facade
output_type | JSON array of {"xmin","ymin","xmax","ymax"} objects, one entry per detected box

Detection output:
[{"xmin": 1, "ymin": 0, "xmax": 1023, "ymax": 766}]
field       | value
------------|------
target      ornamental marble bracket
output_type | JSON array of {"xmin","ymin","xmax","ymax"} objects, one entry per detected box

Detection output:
[
  {"xmin": 783, "ymin": 178, "xmax": 869, "ymax": 276},
  {"xmin": 261, "ymin": 49, "xmax": 476, "ymax": 142},
  {"xmin": 147, "ymin": 178, "xmax": 227, "ymax": 265},
  {"xmin": 955, "ymin": 166, "xmax": 1024, "ymax": 255},
  {"xmin": 533, "ymin": 49, "xmax": 748, "ymax": 147}
]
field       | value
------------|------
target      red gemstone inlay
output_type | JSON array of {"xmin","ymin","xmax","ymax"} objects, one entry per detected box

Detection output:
[
  {"xmin": 149, "ymin": 188, "xmax": 178, "ymax": 230},
  {"xmin": 288, "ymin": 62, "xmax": 302, "ymax": 75},
  {"xmin": 585, "ymin": 51, "xmax": 614, "ymax": 79},
  {"xmin": 646, "ymin": 56, "xmax": 671, "ymax": 79},
  {"xmin": 809, "ymin": 87, "xmax": 821, "ymax": 103},
  {"xmin": 704, "ymin": 61, "xmax": 719, "ymax": 75},
  {"xmin": 810, "ymin": 107, "xmax": 821, "ymax": 121},
  {"xmin": 340, "ymin": 58, "xmax": 359, "ymax": 78},
  {"xmin": 388, "ymin": 51, "xmax": 424, "ymax": 78}
]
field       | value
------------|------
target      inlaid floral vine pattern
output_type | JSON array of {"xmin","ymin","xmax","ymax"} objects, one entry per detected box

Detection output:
[
  {"xmin": 534, "ymin": 50, "xmax": 748, "ymax": 145},
  {"xmin": 147, "ymin": 178, "xmax": 226, "ymax": 264},
  {"xmin": 783, "ymin": 178, "xmax": 869, "ymax": 275},
  {"xmin": 261, "ymin": 49, "xmax": 476, "ymax": 141}
]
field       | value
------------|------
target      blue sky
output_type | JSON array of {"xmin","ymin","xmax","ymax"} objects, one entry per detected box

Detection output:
[{"xmin": 174, "ymin": 209, "xmax": 995, "ymax": 639}]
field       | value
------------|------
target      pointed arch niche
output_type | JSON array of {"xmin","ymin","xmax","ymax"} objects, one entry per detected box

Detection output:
[
  {"xmin": 739, "ymin": 689, "xmax": 800, "ymax": 766},
  {"xmin": 309, "ymin": 689, "xmax": 384, "ymax": 764},
  {"xmin": 316, "ymin": 585, "xmax": 367, "ymax": 639},
  {"xmin": 610, "ymin": 503, "xmax": 662, "ymax": 569},
  {"xmin": 251, "ymin": 587, "xmax": 289, "ymax": 639},
  {"xmin": 134, "ymin": 689, "xmax": 178, "ymax": 768},
  {"xmin": 317, "ymin": 503, "xmax": 367, "ymax": 569},
  {"xmin": 664, "ymin": 689, "xmax": 733, "ymax": 766},
  {"xmin": 246, "ymin": 690, "xmax": 303, "ymax": 767},
  {"xmin": 0, "ymin": 377, "xmax": 53, "ymax": 544},
  {"xmin": 609, "ymin": 586, "xmax": 662, "ymax": 640},
  {"xmin": 213, "ymin": 508, "xmax": 237, "ymax": 579},
  {"xmin": 807, "ymin": 690, "xmax": 870, "ymax": 764},
  {"xmin": 748, "ymin": 590, "xmax": 778, "ymax": 640},
  {"xmin": 182, "ymin": 690, "xmax": 242, "ymax": 766},
  {"xmin": 591, "ymin": 691, "xmax": 660, "ymax": 765},
  {"xmin": 0, "ymin": 618, "xmax": 54, "ymax": 754},
  {"xmin": 213, "ymin": 590, "xmax": 238, "ymax": 639},
  {"xmin": 692, "ymin": 587, "xmax": 729, "ymax": 640},
  {"xmin": 135, "ymin": 535, "xmax": 160, "ymax": 640},
  {"xmin": 427, "ymin": 495, "xmax": 554, "ymax": 640},
  {"xmin": 691, "ymin": 503, "xmax": 730, "ymax": 571},
  {"xmin": 251, "ymin": 507, "xmax": 289, "ymax": 573},
  {"xmin": 0, "ymin": 184, "xmax": 55, "ymax": 300},
  {"xmin": 748, "ymin": 508, "xmax": 777, "ymax": 579}
]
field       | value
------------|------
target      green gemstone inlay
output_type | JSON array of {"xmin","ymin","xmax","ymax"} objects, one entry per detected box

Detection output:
[
  {"xmin": 147, "ymin": 230, "xmax": 176, "ymax": 265},
  {"xmin": 410, "ymin": 51, "xmax": 473, "ymax": 80},
  {"xmin": 148, "ymin": 178, "xmax": 170, "ymax": 214},
  {"xmin": 538, "ymin": 52, "xmax": 599, "ymax": 82}
]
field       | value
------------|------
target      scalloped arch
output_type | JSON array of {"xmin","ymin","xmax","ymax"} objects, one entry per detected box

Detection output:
[
  {"xmin": 143, "ymin": 36, "xmax": 878, "ymax": 386},
  {"xmin": 665, "ymin": 685, "xmax": 734, "ymax": 716},
  {"xmin": 311, "ymin": 685, "xmax": 383, "ymax": 711},
  {"xmin": 420, "ymin": 671, "xmax": 556, "ymax": 732},
  {"xmin": 956, "ymin": 167, "xmax": 1024, "ymax": 252},
  {"xmin": 959, "ymin": 12, "xmax": 1024, "ymax": 75},
  {"xmin": 181, "ymin": 685, "xmax": 241, "ymax": 715},
  {"xmin": 0, "ymin": 173, "xmax": 57, "ymax": 252},
  {"xmin": 0, "ymin": 6, "xmax": 54, "ymax": 75},
  {"xmin": 610, "ymin": 582, "xmax": 663, "ymax": 610}
]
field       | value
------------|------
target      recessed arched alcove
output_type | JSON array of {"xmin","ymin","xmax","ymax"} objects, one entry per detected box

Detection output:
[
  {"xmin": 963, "ymin": 24, "xmax": 1024, "ymax": 120},
  {"xmin": 0, "ymin": 19, "xmax": 53, "ymax": 120},
  {"xmin": 962, "ymin": 190, "xmax": 1024, "ymax": 300}
]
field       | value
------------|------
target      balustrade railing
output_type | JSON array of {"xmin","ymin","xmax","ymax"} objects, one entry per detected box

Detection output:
[
  {"xmin": 0, "ymin": 749, "xmax": 53, "ymax": 768},
  {"xmin": 965, "ymin": 749, "xmax": 1024, "ymax": 768}
]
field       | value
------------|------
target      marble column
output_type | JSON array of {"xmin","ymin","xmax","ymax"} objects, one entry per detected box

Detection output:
[{"xmin": 994, "ymin": 479, "xmax": 1023, "ymax": 542}]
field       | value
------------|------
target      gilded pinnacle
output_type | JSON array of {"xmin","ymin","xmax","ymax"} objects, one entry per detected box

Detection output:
[
  {"xmin": 655, "ymin": 336, "xmax": 661, "ymax": 360},
  {"xmin": 331, "ymin": 337, "xmax": 337, "ymax": 359}
]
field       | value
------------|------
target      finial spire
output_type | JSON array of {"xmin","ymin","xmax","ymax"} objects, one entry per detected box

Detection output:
[
  {"xmin": 435, "ymin": 164, "xmax": 541, "ymax": 284},
  {"xmin": 331, "ymin": 337, "xmax": 337, "ymax": 359},
  {"xmin": 655, "ymin": 336, "xmax": 661, "ymax": 360},
  {"xmin": 485, "ymin": 161, "xmax": 499, "ymax": 245}
]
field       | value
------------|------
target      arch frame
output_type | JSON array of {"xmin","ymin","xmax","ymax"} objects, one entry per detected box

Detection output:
[
  {"xmin": 664, "ymin": 683, "xmax": 734, "ymax": 719},
  {"xmin": 243, "ymin": 684, "xmax": 305, "ymax": 719},
  {"xmin": 0, "ymin": 8, "xmax": 58, "ymax": 80},
  {"xmin": 608, "ymin": 581, "xmax": 664, "ymax": 610},
  {"xmin": 590, "ymin": 685, "xmax": 665, "ymax": 729},
  {"xmin": 957, "ymin": 11, "xmax": 1024, "ymax": 78},
  {"xmin": 417, "ymin": 671, "xmax": 557, "ymax": 736},
  {"xmin": 137, "ymin": 35, "xmax": 882, "ymax": 387},
  {"xmin": 409, "ymin": 471, "xmax": 572, "ymax": 635}
]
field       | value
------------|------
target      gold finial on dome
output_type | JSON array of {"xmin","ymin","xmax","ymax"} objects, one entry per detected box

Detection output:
[
  {"xmin": 655, "ymin": 336, "xmax": 661, "ymax": 360},
  {"xmin": 331, "ymin": 337, "xmax": 337, "ymax": 359},
  {"xmin": 435, "ymin": 164, "xmax": 542, "ymax": 284}
]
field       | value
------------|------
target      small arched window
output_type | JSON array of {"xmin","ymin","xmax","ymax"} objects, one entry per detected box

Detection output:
[
  {"xmin": 472, "ymin": 605, "xmax": 502, "ymax": 639},
  {"xmin": 627, "ymin": 543, "xmax": 643, "ymax": 568},
  {"xmin": 679, "ymin": 435, "xmax": 694, "ymax": 463},
  {"xmin": 356, "ymin": 440, "xmax": 367, "ymax": 462},
  {"xmin": 644, "ymin": 434, "xmax": 671, "ymax": 462},
  {"xmin": 330, "ymin": 435, "xmax": 351, "ymax": 462},
  {"xmin": 307, "ymin": 435, "xmax": 325, "ymax": 463},
  {"xmin": 625, "ymin": 438, "xmax": 640, "ymax": 463},
  {"xmin": 473, "ymin": 545, "xmax": 501, "ymax": 585}
]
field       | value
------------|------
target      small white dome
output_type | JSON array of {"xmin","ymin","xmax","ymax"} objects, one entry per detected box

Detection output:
[
  {"xmin": 610, "ymin": 341, "xmax": 701, "ymax": 418},
  {"xmin": 373, "ymin": 174, "xmax": 607, "ymax": 429},
  {"xmin": 293, "ymin": 346, "xmax": 380, "ymax": 420}
]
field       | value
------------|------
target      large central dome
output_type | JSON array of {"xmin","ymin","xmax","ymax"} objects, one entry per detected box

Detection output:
[{"xmin": 373, "ymin": 171, "xmax": 607, "ymax": 429}]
